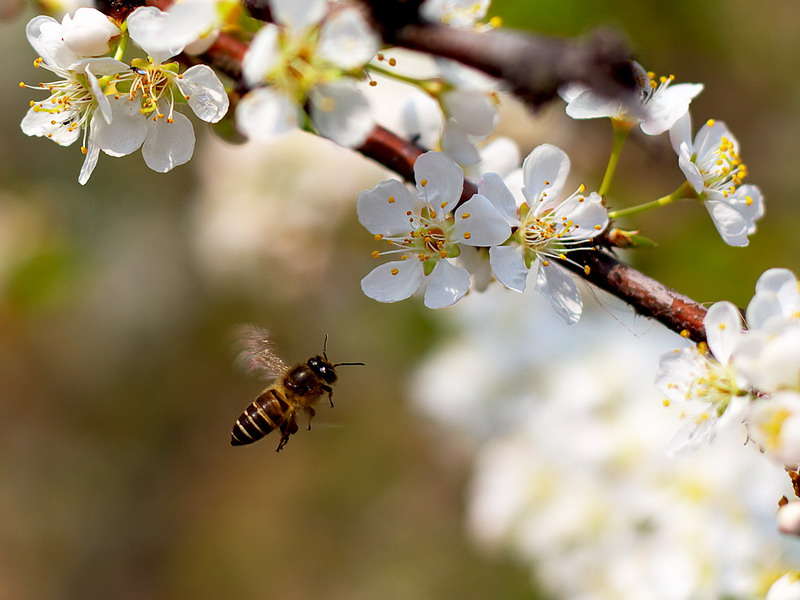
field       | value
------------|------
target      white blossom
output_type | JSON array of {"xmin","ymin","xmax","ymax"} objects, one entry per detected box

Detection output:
[
  {"xmin": 236, "ymin": 0, "xmax": 379, "ymax": 147},
  {"xmin": 561, "ymin": 60, "xmax": 703, "ymax": 135},
  {"xmin": 767, "ymin": 573, "xmax": 800, "ymax": 600},
  {"xmin": 669, "ymin": 113, "xmax": 763, "ymax": 246},
  {"xmin": 358, "ymin": 151, "xmax": 510, "ymax": 308},
  {"xmin": 482, "ymin": 144, "xmax": 608, "ymax": 324}
]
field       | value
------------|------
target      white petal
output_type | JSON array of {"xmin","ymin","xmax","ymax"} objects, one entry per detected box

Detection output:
[
  {"xmin": 361, "ymin": 260, "xmax": 423, "ymax": 303},
  {"xmin": 72, "ymin": 57, "xmax": 130, "ymax": 77},
  {"xmin": 522, "ymin": 144, "xmax": 570, "ymax": 205},
  {"xmin": 470, "ymin": 137, "xmax": 521, "ymax": 180},
  {"xmin": 726, "ymin": 184, "xmax": 764, "ymax": 234},
  {"xmin": 695, "ymin": 120, "xmax": 737, "ymax": 165},
  {"xmin": 93, "ymin": 96, "xmax": 147, "ymax": 157},
  {"xmin": 62, "ymin": 8, "xmax": 120, "ymax": 57},
  {"xmin": 677, "ymin": 144, "xmax": 704, "ymax": 194},
  {"xmin": 357, "ymin": 179, "xmax": 416, "ymax": 235},
  {"xmin": 478, "ymin": 172, "xmax": 518, "ymax": 225},
  {"xmin": 414, "ymin": 151, "xmax": 464, "ymax": 212},
  {"xmin": 235, "ymin": 88, "xmax": 298, "ymax": 141},
  {"xmin": 553, "ymin": 191, "xmax": 608, "ymax": 239},
  {"xmin": 78, "ymin": 139, "xmax": 101, "ymax": 185},
  {"xmin": 424, "ymin": 259, "xmax": 470, "ymax": 308},
  {"xmin": 127, "ymin": 6, "xmax": 184, "ymax": 63},
  {"xmin": 242, "ymin": 24, "xmax": 280, "ymax": 87},
  {"xmin": 26, "ymin": 15, "xmax": 77, "ymax": 71},
  {"xmin": 669, "ymin": 112, "xmax": 692, "ymax": 155},
  {"xmin": 703, "ymin": 301, "xmax": 742, "ymax": 365},
  {"xmin": 310, "ymin": 82, "xmax": 374, "ymax": 147},
  {"xmin": 271, "ymin": 0, "xmax": 326, "ymax": 31},
  {"xmin": 655, "ymin": 348, "xmax": 702, "ymax": 403},
  {"xmin": 399, "ymin": 92, "xmax": 442, "ymax": 149},
  {"xmin": 453, "ymin": 194, "xmax": 511, "ymax": 246},
  {"xmin": 317, "ymin": 8, "xmax": 379, "ymax": 70},
  {"xmin": 441, "ymin": 120, "xmax": 480, "ymax": 166},
  {"xmin": 640, "ymin": 83, "xmax": 703, "ymax": 136},
  {"xmin": 564, "ymin": 89, "xmax": 622, "ymax": 120},
  {"xmin": 85, "ymin": 66, "xmax": 112, "ymax": 124},
  {"xmin": 705, "ymin": 199, "xmax": 749, "ymax": 247},
  {"xmin": 21, "ymin": 105, "xmax": 81, "ymax": 146},
  {"xmin": 141, "ymin": 110, "xmax": 195, "ymax": 172},
  {"xmin": 175, "ymin": 64, "xmax": 229, "ymax": 123},
  {"xmin": 440, "ymin": 89, "xmax": 496, "ymax": 136},
  {"xmin": 489, "ymin": 244, "xmax": 527, "ymax": 292},
  {"xmin": 535, "ymin": 262, "xmax": 582, "ymax": 324}
]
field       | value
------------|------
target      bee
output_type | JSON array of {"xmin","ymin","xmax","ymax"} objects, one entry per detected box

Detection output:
[{"xmin": 230, "ymin": 326, "xmax": 364, "ymax": 452}]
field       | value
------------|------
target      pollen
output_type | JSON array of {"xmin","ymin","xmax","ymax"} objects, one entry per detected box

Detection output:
[
  {"xmin": 461, "ymin": 212, "xmax": 470, "ymax": 219},
  {"xmin": 371, "ymin": 250, "xmax": 380, "ymax": 258},
  {"xmin": 18, "ymin": 82, "xmax": 26, "ymax": 88},
  {"xmin": 374, "ymin": 233, "xmax": 383, "ymax": 240},
  {"xmin": 680, "ymin": 330, "xmax": 690, "ymax": 338},
  {"xmin": 377, "ymin": 53, "xmax": 385, "ymax": 61},
  {"xmin": 400, "ymin": 255, "xmax": 408, "ymax": 260},
  {"xmin": 584, "ymin": 265, "xmax": 591, "ymax": 275},
  {"xmin": 391, "ymin": 268, "xmax": 399, "ymax": 276},
  {"xmin": 420, "ymin": 178, "xmax": 428, "ymax": 187},
  {"xmin": 594, "ymin": 224, "xmax": 602, "ymax": 230},
  {"xmin": 706, "ymin": 119, "xmax": 716, "ymax": 127},
  {"xmin": 80, "ymin": 146, "xmax": 88, "ymax": 155},
  {"xmin": 463, "ymin": 232, "xmax": 472, "ymax": 240},
  {"xmin": 369, "ymin": 80, "xmax": 377, "ymax": 87},
  {"xmin": 663, "ymin": 399, "xmax": 670, "ymax": 407},
  {"xmin": 440, "ymin": 201, "xmax": 447, "ymax": 209},
  {"xmin": 388, "ymin": 58, "xmax": 397, "ymax": 67},
  {"xmin": 489, "ymin": 16, "xmax": 503, "ymax": 28},
  {"xmin": 542, "ymin": 260, "xmax": 550, "ymax": 266},
  {"xmin": 387, "ymin": 196, "xmax": 395, "ymax": 204},
  {"xmin": 406, "ymin": 211, "xmax": 412, "ymax": 216},
  {"xmin": 745, "ymin": 196, "xmax": 753, "ymax": 206},
  {"xmin": 544, "ymin": 180, "xmax": 550, "ymax": 185}
]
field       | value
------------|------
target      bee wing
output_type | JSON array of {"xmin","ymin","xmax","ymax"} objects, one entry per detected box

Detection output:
[{"xmin": 233, "ymin": 325, "xmax": 287, "ymax": 380}]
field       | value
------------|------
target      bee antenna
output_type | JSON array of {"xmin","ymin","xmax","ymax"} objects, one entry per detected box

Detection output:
[
  {"xmin": 334, "ymin": 362, "xmax": 366, "ymax": 368},
  {"xmin": 323, "ymin": 333, "xmax": 329, "ymax": 360}
]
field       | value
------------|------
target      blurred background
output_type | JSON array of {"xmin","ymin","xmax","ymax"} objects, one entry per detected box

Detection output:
[{"xmin": 0, "ymin": 0, "xmax": 799, "ymax": 599}]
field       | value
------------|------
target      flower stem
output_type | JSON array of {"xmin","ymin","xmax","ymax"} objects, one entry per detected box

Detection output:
[
  {"xmin": 114, "ymin": 33, "xmax": 128, "ymax": 63},
  {"xmin": 598, "ymin": 119, "xmax": 632, "ymax": 197},
  {"xmin": 608, "ymin": 181, "xmax": 696, "ymax": 219}
]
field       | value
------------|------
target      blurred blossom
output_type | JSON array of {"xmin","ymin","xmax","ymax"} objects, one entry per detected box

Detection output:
[
  {"xmin": 412, "ymin": 286, "xmax": 795, "ymax": 599},
  {"xmin": 190, "ymin": 134, "xmax": 381, "ymax": 300},
  {"xmin": 767, "ymin": 573, "xmax": 800, "ymax": 600}
]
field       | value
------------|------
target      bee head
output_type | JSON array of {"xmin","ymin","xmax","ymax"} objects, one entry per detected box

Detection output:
[{"xmin": 307, "ymin": 356, "xmax": 338, "ymax": 384}]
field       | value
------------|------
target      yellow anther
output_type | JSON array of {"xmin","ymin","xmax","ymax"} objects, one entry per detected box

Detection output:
[
  {"xmin": 680, "ymin": 330, "xmax": 690, "ymax": 338},
  {"xmin": 420, "ymin": 178, "xmax": 428, "ymax": 187},
  {"xmin": 542, "ymin": 260, "xmax": 550, "ymax": 266},
  {"xmin": 374, "ymin": 233, "xmax": 383, "ymax": 240},
  {"xmin": 663, "ymin": 399, "xmax": 670, "ymax": 407},
  {"xmin": 387, "ymin": 196, "xmax": 395, "ymax": 204},
  {"xmin": 439, "ymin": 250, "xmax": 447, "ymax": 258},
  {"xmin": 369, "ymin": 80, "xmax": 377, "ymax": 87},
  {"xmin": 578, "ymin": 183, "xmax": 586, "ymax": 193},
  {"xmin": 429, "ymin": 210, "xmax": 437, "ymax": 219},
  {"xmin": 390, "ymin": 268, "xmax": 399, "ymax": 276},
  {"xmin": 166, "ymin": 118, "xmax": 174, "ymax": 123},
  {"xmin": 18, "ymin": 82, "xmax": 26, "ymax": 88},
  {"xmin": 371, "ymin": 250, "xmax": 380, "ymax": 258},
  {"xmin": 594, "ymin": 224, "xmax": 602, "ymax": 230},
  {"xmin": 461, "ymin": 212, "xmax": 470, "ymax": 219},
  {"xmin": 706, "ymin": 119, "xmax": 715, "ymax": 127},
  {"xmin": 544, "ymin": 180, "xmax": 550, "ymax": 185},
  {"xmin": 584, "ymin": 265, "xmax": 591, "ymax": 275},
  {"xmin": 388, "ymin": 58, "xmax": 397, "ymax": 66},
  {"xmin": 559, "ymin": 253, "xmax": 567, "ymax": 260},
  {"xmin": 80, "ymin": 146, "xmax": 88, "ymax": 155},
  {"xmin": 440, "ymin": 201, "xmax": 447, "ymax": 209},
  {"xmin": 745, "ymin": 196, "xmax": 753, "ymax": 206},
  {"xmin": 400, "ymin": 255, "xmax": 408, "ymax": 260},
  {"xmin": 377, "ymin": 53, "xmax": 385, "ymax": 61},
  {"xmin": 489, "ymin": 16, "xmax": 503, "ymax": 27},
  {"xmin": 406, "ymin": 210, "xmax": 412, "ymax": 216},
  {"xmin": 463, "ymin": 232, "xmax": 472, "ymax": 240}
]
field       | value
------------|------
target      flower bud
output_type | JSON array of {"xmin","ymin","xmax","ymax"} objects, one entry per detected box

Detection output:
[
  {"xmin": 767, "ymin": 572, "xmax": 800, "ymax": 600},
  {"xmin": 778, "ymin": 501, "xmax": 800, "ymax": 536},
  {"xmin": 62, "ymin": 8, "xmax": 120, "ymax": 57}
]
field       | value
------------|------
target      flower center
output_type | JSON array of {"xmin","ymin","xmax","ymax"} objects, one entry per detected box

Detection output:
[{"xmin": 124, "ymin": 62, "xmax": 182, "ymax": 122}]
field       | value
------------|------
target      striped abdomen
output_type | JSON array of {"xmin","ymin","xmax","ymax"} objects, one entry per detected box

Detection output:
[{"xmin": 230, "ymin": 387, "xmax": 297, "ymax": 448}]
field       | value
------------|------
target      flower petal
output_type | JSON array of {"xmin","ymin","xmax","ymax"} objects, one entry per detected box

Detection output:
[
  {"xmin": 564, "ymin": 89, "xmax": 622, "ymax": 120},
  {"xmin": 62, "ymin": 8, "xmax": 120, "ymax": 57},
  {"xmin": 78, "ymin": 138, "xmax": 101, "ymax": 185},
  {"xmin": 93, "ymin": 96, "xmax": 147, "ymax": 157},
  {"xmin": 441, "ymin": 120, "xmax": 480, "ymax": 166},
  {"xmin": 242, "ymin": 23, "xmax": 280, "ymax": 87},
  {"xmin": 414, "ymin": 151, "xmax": 464, "ymax": 212},
  {"xmin": 522, "ymin": 144, "xmax": 570, "ymax": 206},
  {"xmin": 535, "ymin": 262, "xmax": 582, "ymax": 324},
  {"xmin": 424, "ymin": 259, "xmax": 470, "ymax": 308},
  {"xmin": 21, "ymin": 104, "xmax": 81, "ymax": 146},
  {"xmin": 478, "ymin": 172, "xmax": 518, "ymax": 225},
  {"xmin": 271, "ymin": 0, "xmax": 326, "ymax": 31},
  {"xmin": 453, "ymin": 194, "xmax": 511, "ymax": 246},
  {"xmin": 489, "ymin": 244, "xmax": 527, "ymax": 292},
  {"xmin": 440, "ymin": 88, "xmax": 496, "ymax": 136},
  {"xmin": 26, "ymin": 15, "xmax": 78, "ymax": 71},
  {"xmin": 726, "ymin": 184, "xmax": 764, "ymax": 234},
  {"xmin": 175, "ymin": 64, "xmax": 229, "ymax": 123},
  {"xmin": 357, "ymin": 179, "xmax": 416, "ymax": 235},
  {"xmin": 703, "ymin": 301, "xmax": 742, "ymax": 365},
  {"xmin": 361, "ymin": 260, "xmax": 423, "ymax": 303},
  {"xmin": 669, "ymin": 112, "xmax": 692, "ymax": 155},
  {"xmin": 310, "ymin": 82, "xmax": 374, "ymax": 148},
  {"xmin": 640, "ymin": 82, "xmax": 703, "ymax": 136},
  {"xmin": 705, "ymin": 198, "xmax": 749, "ymax": 247},
  {"xmin": 317, "ymin": 7, "xmax": 378, "ymax": 70},
  {"xmin": 141, "ymin": 110, "xmax": 195, "ymax": 172},
  {"xmin": 127, "ymin": 6, "xmax": 185, "ymax": 63},
  {"xmin": 235, "ymin": 88, "xmax": 298, "ymax": 141}
]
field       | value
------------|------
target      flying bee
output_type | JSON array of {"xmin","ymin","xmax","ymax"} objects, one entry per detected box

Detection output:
[{"xmin": 230, "ymin": 326, "xmax": 364, "ymax": 452}]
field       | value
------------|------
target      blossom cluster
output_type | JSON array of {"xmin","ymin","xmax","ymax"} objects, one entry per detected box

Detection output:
[
  {"xmin": 359, "ymin": 147, "xmax": 608, "ymax": 322},
  {"xmin": 656, "ymin": 268, "xmax": 800, "ymax": 463}
]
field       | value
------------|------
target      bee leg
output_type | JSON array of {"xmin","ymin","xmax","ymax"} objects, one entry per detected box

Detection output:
[
  {"xmin": 323, "ymin": 385, "xmax": 334, "ymax": 407},
  {"xmin": 275, "ymin": 417, "xmax": 299, "ymax": 452},
  {"xmin": 305, "ymin": 406, "xmax": 316, "ymax": 431}
]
